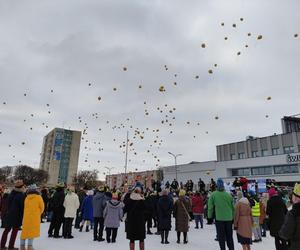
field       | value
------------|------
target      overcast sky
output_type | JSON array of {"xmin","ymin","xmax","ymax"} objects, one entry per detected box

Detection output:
[{"xmin": 0, "ymin": 0, "xmax": 300, "ymax": 179}]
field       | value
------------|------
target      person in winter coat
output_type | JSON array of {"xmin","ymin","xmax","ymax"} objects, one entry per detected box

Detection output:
[
  {"xmin": 234, "ymin": 197, "xmax": 253, "ymax": 250},
  {"xmin": 123, "ymin": 187, "xmax": 146, "ymax": 250},
  {"xmin": 266, "ymin": 188, "xmax": 288, "ymax": 250},
  {"xmin": 48, "ymin": 184, "xmax": 65, "ymax": 238},
  {"xmin": 240, "ymin": 177, "xmax": 248, "ymax": 196},
  {"xmin": 144, "ymin": 191, "xmax": 154, "ymax": 235},
  {"xmin": 40, "ymin": 187, "xmax": 49, "ymax": 222},
  {"xmin": 249, "ymin": 191, "xmax": 262, "ymax": 242},
  {"xmin": 20, "ymin": 184, "xmax": 44, "ymax": 250},
  {"xmin": 192, "ymin": 192, "xmax": 204, "ymax": 229},
  {"xmin": 279, "ymin": 183, "xmax": 300, "ymax": 250},
  {"xmin": 0, "ymin": 189, "xmax": 10, "ymax": 228},
  {"xmin": 174, "ymin": 189, "xmax": 191, "ymax": 244},
  {"xmin": 0, "ymin": 180, "xmax": 25, "ymax": 250},
  {"xmin": 103, "ymin": 193, "xmax": 123, "ymax": 243},
  {"xmin": 63, "ymin": 186, "xmax": 80, "ymax": 239},
  {"xmin": 80, "ymin": 190, "xmax": 94, "ymax": 232},
  {"xmin": 208, "ymin": 178, "xmax": 235, "ymax": 250},
  {"xmin": 259, "ymin": 193, "xmax": 268, "ymax": 238},
  {"xmin": 198, "ymin": 179, "xmax": 206, "ymax": 193},
  {"xmin": 75, "ymin": 187, "xmax": 87, "ymax": 229},
  {"xmin": 157, "ymin": 189, "xmax": 173, "ymax": 244},
  {"xmin": 210, "ymin": 178, "xmax": 217, "ymax": 192},
  {"xmin": 93, "ymin": 186, "xmax": 108, "ymax": 241},
  {"xmin": 170, "ymin": 179, "xmax": 179, "ymax": 192}
]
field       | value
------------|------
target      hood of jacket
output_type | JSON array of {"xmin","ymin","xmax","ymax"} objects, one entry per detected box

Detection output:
[
  {"xmin": 94, "ymin": 192, "xmax": 105, "ymax": 201},
  {"xmin": 25, "ymin": 193, "xmax": 40, "ymax": 201},
  {"xmin": 130, "ymin": 192, "xmax": 144, "ymax": 201},
  {"xmin": 107, "ymin": 200, "xmax": 122, "ymax": 209}
]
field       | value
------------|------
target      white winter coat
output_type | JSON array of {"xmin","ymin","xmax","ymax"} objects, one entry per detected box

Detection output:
[{"xmin": 63, "ymin": 192, "xmax": 80, "ymax": 218}]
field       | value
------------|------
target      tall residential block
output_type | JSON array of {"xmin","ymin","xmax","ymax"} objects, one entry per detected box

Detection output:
[{"xmin": 39, "ymin": 128, "xmax": 81, "ymax": 186}]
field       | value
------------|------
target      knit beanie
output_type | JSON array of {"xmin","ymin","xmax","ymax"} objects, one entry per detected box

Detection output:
[{"xmin": 217, "ymin": 178, "xmax": 224, "ymax": 191}]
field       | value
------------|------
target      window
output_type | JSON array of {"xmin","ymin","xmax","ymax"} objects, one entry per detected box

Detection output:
[
  {"xmin": 230, "ymin": 154, "xmax": 236, "ymax": 160},
  {"xmin": 251, "ymin": 166, "xmax": 273, "ymax": 176},
  {"xmin": 272, "ymin": 148, "xmax": 280, "ymax": 155},
  {"xmin": 232, "ymin": 168, "xmax": 250, "ymax": 177},
  {"xmin": 252, "ymin": 151, "xmax": 258, "ymax": 158},
  {"xmin": 261, "ymin": 149, "xmax": 268, "ymax": 157},
  {"xmin": 274, "ymin": 165, "xmax": 299, "ymax": 174},
  {"xmin": 238, "ymin": 153, "xmax": 245, "ymax": 159},
  {"xmin": 283, "ymin": 146, "xmax": 294, "ymax": 154}
]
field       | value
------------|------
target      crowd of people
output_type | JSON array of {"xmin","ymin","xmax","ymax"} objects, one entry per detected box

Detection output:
[{"xmin": 0, "ymin": 176, "xmax": 299, "ymax": 250}]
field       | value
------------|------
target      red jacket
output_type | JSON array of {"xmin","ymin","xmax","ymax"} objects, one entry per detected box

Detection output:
[
  {"xmin": 192, "ymin": 195, "xmax": 204, "ymax": 214},
  {"xmin": 240, "ymin": 177, "xmax": 248, "ymax": 191}
]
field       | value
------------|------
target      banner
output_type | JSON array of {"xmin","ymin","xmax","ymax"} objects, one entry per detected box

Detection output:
[{"xmin": 257, "ymin": 179, "xmax": 267, "ymax": 193}]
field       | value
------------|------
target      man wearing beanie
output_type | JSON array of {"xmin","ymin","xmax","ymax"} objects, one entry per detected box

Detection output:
[
  {"xmin": 208, "ymin": 178, "xmax": 234, "ymax": 250},
  {"xmin": 279, "ymin": 183, "xmax": 300, "ymax": 250},
  {"xmin": 0, "ymin": 180, "xmax": 25, "ymax": 250}
]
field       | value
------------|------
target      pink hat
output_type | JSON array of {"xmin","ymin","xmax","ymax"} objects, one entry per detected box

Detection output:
[{"xmin": 268, "ymin": 187, "xmax": 277, "ymax": 198}]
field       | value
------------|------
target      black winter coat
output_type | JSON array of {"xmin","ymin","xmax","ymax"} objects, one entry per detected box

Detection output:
[
  {"xmin": 52, "ymin": 188, "xmax": 65, "ymax": 215},
  {"xmin": 124, "ymin": 193, "xmax": 146, "ymax": 241},
  {"xmin": 279, "ymin": 202, "xmax": 300, "ymax": 250},
  {"xmin": 157, "ymin": 195, "xmax": 173, "ymax": 231},
  {"xmin": 266, "ymin": 195, "xmax": 287, "ymax": 237},
  {"xmin": 6, "ymin": 189, "xmax": 25, "ymax": 228}
]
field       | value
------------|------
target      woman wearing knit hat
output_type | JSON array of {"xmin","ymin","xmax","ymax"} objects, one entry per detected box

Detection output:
[
  {"xmin": 279, "ymin": 183, "xmax": 300, "ymax": 250},
  {"xmin": 20, "ymin": 184, "xmax": 44, "ymax": 250},
  {"xmin": 103, "ymin": 193, "xmax": 123, "ymax": 243},
  {"xmin": 174, "ymin": 189, "xmax": 191, "ymax": 244},
  {"xmin": 0, "ymin": 180, "xmax": 25, "ymax": 250},
  {"xmin": 63, "ymin": 186, "xmax": 80, "ymax": 239},
  {"xmin": 234, "ymin": 197, "xmax": 253, "ymax": 250},
  {"xmin": 123, "ymin": 187, "xmax": 146, "ymax": 250},
  {"xmin": 79, "ymin": 190, "xmax": 94, "ymax": 232}
]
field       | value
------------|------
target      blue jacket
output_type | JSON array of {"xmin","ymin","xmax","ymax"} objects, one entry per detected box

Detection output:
[{"xmin": 81, "ymin": 195, "xmax": 93, "ymax": 221}]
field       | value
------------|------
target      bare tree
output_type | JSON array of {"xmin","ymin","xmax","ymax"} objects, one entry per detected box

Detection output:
[
  {"xmin": 14, "ymin": 165, "xmax": 48, "ymax": 185},
  {"xmin": 73, "ymin": 169, "xmax": 99, "ymax": 190},
  {"xmin": 0, "ymin": 166, "xmax": 13, "ymax": 183}
]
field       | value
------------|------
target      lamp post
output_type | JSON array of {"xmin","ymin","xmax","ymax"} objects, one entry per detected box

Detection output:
[{"xmin": 168, "ymin": 152, "xmax": 182, "ymax": 181}]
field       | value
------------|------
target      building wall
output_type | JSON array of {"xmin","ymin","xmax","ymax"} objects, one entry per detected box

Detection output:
[
  {"xmin": 67, "ymin": 131, "xmax": 81, "ymax": 184},
  {"xmin": 216, "ymin": 152, "xmax": 300, "ymax": 183},
  {"xmin": 217, "ymin": 132, "xmax": 300, "ymax": 162},
  {"xmin": 39, "ymin": 128, "xmax": 81, "ymax": 186},
  {"xmin": 162, "ymin": 161, "xmax": 216, "ymax": 185}
]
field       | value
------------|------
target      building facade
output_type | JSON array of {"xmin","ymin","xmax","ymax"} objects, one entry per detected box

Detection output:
[
  {"xmin": 160, "ymin": 117, "xmax": 300, "ymax": 185},
  {"xmin": 216, "ymin": 131, "xmax": 300, "ymax": 183},
  {"xmin": 39, "ymin": 128, "xmax": 81, "ymax": 186}
]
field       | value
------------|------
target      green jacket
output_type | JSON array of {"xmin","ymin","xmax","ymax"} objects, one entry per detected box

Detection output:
[{"xmin": 208, "ymin": 190, "xmax": 234, "ymax": 221}]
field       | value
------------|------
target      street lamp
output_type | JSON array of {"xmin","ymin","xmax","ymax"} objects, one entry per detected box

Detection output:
[{"xmin": 168, "ymin": 152, "xmax": 182, "ymax": 181}]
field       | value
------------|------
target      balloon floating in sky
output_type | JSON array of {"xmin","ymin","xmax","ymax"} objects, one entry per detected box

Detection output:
[{"xmin": 159, "ymin": 86, "xmax": 166, "ymax": 92}]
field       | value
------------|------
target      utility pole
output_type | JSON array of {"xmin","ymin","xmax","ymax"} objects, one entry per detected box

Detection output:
[{"xmin": 125, "ymin": 131, "xmax": 129, "ymax": 174}]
